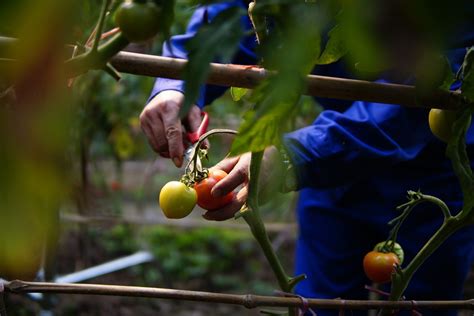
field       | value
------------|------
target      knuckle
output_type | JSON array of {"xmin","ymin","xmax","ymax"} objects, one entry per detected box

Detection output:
[
  {"xmin": 139, "ymin": 110, "xmax": 151, "ymax": 123},
  {"xmin": 235, "ymin": 168, "xmax": 248, "ymax": 180},
  {"xmin": 159, "ymin": 101, "xmax": 178, "ymax": 115},
  {"xmin": 165, "ymin": 126, "xmax": 181, "ymax": 140}
]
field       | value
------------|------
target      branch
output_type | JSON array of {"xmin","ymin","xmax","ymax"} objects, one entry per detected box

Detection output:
[
  {"xmin": 5, "ymin": 281, "xmax": 474, "ymax": 311},
  {"xmin": 184, "ymin": 129, "xmax": 238, "ymax": 173},
  {"xmin": 65, "ymin": 33, "xmax": 129, "ymax": 77}
]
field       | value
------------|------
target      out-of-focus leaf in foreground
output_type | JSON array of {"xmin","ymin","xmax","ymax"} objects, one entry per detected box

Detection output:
[
  {"xmin": 230, "ymin": 3, "xmax": 321, "ymax": 155},
  {"xmin": 181, "ymin": 6, "xmax": 245, "ymax": 116}
]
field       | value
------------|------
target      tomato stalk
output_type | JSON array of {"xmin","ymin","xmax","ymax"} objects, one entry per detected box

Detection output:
[
  {"xmin": 381, "ymin": 105, "xmax": 473, "ymax": 315},
  {"xmin": 91, "ymin": 0, "xmax": 112, "ymax": 53},
  {"xmin": 187, "ymin": 130, "xmax": 302, "ymax": 315},
  {"xmin": 65, "ymin": 0, "xmax": 130, "ymax": 78},
  {"xmin": 242, "ymin": 151, "xmax": 304, "ymax": 316},
  {"xmin": 183, "ymin": 129, "xmax": 238, "ymax": 185}
]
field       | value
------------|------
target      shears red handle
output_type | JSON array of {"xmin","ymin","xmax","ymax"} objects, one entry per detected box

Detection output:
[{"xmin": 186, "ymin": 111, "xmax": 209, "ymax": 144}]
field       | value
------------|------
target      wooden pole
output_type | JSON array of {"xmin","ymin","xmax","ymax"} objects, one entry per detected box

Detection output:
[
  {"xmin": 110, "ymin": 51, "xmax": 467, "ymax": 110},
  {"xmin": 5, "ymin": 281, "xmax": 474, "ymax": 311}
]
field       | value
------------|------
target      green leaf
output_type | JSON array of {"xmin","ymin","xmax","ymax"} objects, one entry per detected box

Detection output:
[
  {"xmin": 181, "ymin": 6, "xmax": 244, "ymax": 117},
  {"xmin": 230, "ymin": 3, "xmax": 321, "ymax": 155},
  {"xmin": 415, "ymin": 54, "xmax": 454, "ymax": 105},
  {"xmin": 230, "ymin": 87, "xmax": 248, "ymax": 101},
  {"xmin": 461, "ymin": 47, "xmax": 474, "ymax": 101},
  {"xmin": 317, "ymin": 24, "xmax": 347, "ymax": 65}
]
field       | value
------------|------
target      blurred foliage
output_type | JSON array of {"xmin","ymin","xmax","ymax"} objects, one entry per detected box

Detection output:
[{"xmin": 97, "ymin": 224, "xmax": 275, "ymax": 293}]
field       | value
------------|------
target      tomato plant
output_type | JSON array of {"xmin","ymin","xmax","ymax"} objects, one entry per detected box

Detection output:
[
  {"xmin": 363, "ymin": 250, "xmax": 399, "ymax": 284},
  {"xmin": 159, "ymin": 181, "xmax": 197, "ymax": 219},
  {"xmin": 114, "ymin": 0, "xmax": 161, "ymax": 42},
  {"xmin": 194, "ymin": 169, "xmax": 234, "ymax": 211}
]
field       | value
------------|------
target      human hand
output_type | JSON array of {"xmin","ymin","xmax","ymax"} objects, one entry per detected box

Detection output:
[
  {"xmin": 203, "ymin": 146, "xmax": 284, "ymax": 221},
  {"xmin": 139, "ymin": 90, "xmax": 204, "ymax": 167}
]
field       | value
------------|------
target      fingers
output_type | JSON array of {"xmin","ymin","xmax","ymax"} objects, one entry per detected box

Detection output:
[
  {"xmin": 210, "ymin": 156, "xmax": 240, "ymax": 174},
  {"xmin": 160, "ymin": 101, "xmax": 184, "ymax": 167},
  {"xmin": 211, "ymin": 154, "xmax": 250, "ymax": 197},
  {"xmin": 140, "ymin": 91, "xmax": 187, "ymax": 167},
  {"xmin": 203, "ymin": 187, "xmax": 248, "ymax": 221}
]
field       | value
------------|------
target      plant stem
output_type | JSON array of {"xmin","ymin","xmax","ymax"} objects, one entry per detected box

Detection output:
[
  {"xmin": 91, "ymin": 0, "xmax": 112, "ymax": 53},
  {"xmin": 383, "ymin": 218, "xmax": 463, "ymax": 315},
  {"xmin": 65, "ymin": 32, "xmax": 129, "ymax": 77},
  {"xmin": 184, "ymin": 129, "xmax": 238, "ymax": 173},
  {"xmin": 243, "ymin": 151, "xmax": 298, "ymax": 316}
]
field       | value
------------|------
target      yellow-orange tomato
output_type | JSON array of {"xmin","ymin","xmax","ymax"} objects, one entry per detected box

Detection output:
[
  {"xmin": 428, "ymin": 109, "xmax": 457, "ymax": 143},
  {"xmin": 159, "ymin": 181, "xmax": 197, "ymax": 219}
]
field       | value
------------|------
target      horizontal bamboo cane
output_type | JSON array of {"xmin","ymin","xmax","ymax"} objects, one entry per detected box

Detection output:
[
  {"xmin": 0, "ymin": 36, "xmax": 468, "ymax": 109},
  {"xmin": 110, "ymin": 51, "xmax": 467, "ymax": 110},
  {"xmin": 4, "ymin": 280, "xmax": 474, "ymax": 311}
]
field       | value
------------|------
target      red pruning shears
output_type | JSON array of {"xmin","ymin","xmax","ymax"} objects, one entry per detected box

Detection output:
[{"xmin": 184, "ymin": 111, "xmax": 209, "ymax": 170}]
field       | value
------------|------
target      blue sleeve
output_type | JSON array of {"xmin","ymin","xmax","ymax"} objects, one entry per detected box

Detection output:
[
  {"xmin": 283, "ymin": 99, "xmax": 432, "ymax": 189},
  {"xmin": 283, "ymin": 48, "xmax": 470, "ymax": 189},
  {"xmin": 148, "ymin": 1, "xmax": 257, "ymax": 108}
]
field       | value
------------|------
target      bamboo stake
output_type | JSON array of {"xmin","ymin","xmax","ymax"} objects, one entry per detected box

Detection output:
[
  {"xmin": 110, "ymin": 51, "xmax": 467, "ymax": 110},
  {"xmin": 4, "ymin": 281, "xmax": 474, "ymax": 311}
]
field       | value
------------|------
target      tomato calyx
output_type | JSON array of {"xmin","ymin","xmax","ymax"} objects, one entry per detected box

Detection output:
[
  {"xmin": 180, "ymin": 167, "xmax": 209, "ymax": 187},
  {"xmin": 373, "ymin": 240, "xmax": 404, "ymax": 265}
]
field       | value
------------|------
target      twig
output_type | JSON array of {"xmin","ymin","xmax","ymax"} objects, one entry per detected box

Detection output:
[{"xmin": 4, "ymin": 281, "xmax": 474, "ymax": 311}]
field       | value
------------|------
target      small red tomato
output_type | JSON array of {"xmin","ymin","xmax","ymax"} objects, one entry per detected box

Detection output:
[
  {"xmin": 194, "ymin": 169, "xmax": 234, "ymax": 211},
  {"xmin": 110, "ymin": 181, "xmax": 122, "ymax": 192},
  {"xmin": 363, "ymin": 251, "xmax": 399, "ymax": 284}
]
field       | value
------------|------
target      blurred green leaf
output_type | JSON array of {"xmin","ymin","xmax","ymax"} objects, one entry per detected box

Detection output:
[
  {"xmin": 230, "ymin": 87, "xmax": 248, "ymax": 101},
  {"xmin": 416, "ymin": 54, "xmax": 454, "ymax": 96},
  {"xmin": 317, "ymin": 24, "xmax": 346, "ymax": 65},
  {"xmin": 181, "ymin": 6, "xmax": 245, "ymax": 116},
  {"xmin": 230, "ymin": 3, "xmax": 321, "ymax": 155},
  {"xmin": 152, "ymin": 0, "xmax": 175, "ymax": 40}
]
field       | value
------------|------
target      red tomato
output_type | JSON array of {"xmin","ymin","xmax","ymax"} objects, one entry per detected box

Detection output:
[
  {"xmin": 363, "ymin": 251, "xmax": 399, "ymax": 284},
  {"xmin": 194, "ymin": 169, "xmax": 234, "ymax": 211},
  {"xmin": 110, "ymin": 180, "xmax": 122, "ymax": 192}
]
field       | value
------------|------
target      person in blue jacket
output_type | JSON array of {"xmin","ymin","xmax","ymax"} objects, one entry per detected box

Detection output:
[{"xmin": 140, "ymin": 1, "xmax": 474, "ymax": 315}]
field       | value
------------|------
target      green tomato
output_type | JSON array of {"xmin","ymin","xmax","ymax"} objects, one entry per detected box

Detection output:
[
  {"xmin": 374, "ymin": 241, "xmax": 404, "ymax": 265},
  {"xmin": 428, "ymin": 109, "xmax": 459, "ymax": 143},
  {"xmin": 159, "ymin": 181, "xmax": 197, "ymax": 219},
  {"xmin": 115, "ymin": 0, "xmax": 161, "ymax": 42}
]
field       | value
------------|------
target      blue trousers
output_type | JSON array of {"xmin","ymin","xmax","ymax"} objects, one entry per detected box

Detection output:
[{"xmin": 293, "ymin": 190, "xmax": 474, "ymax": 316}]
